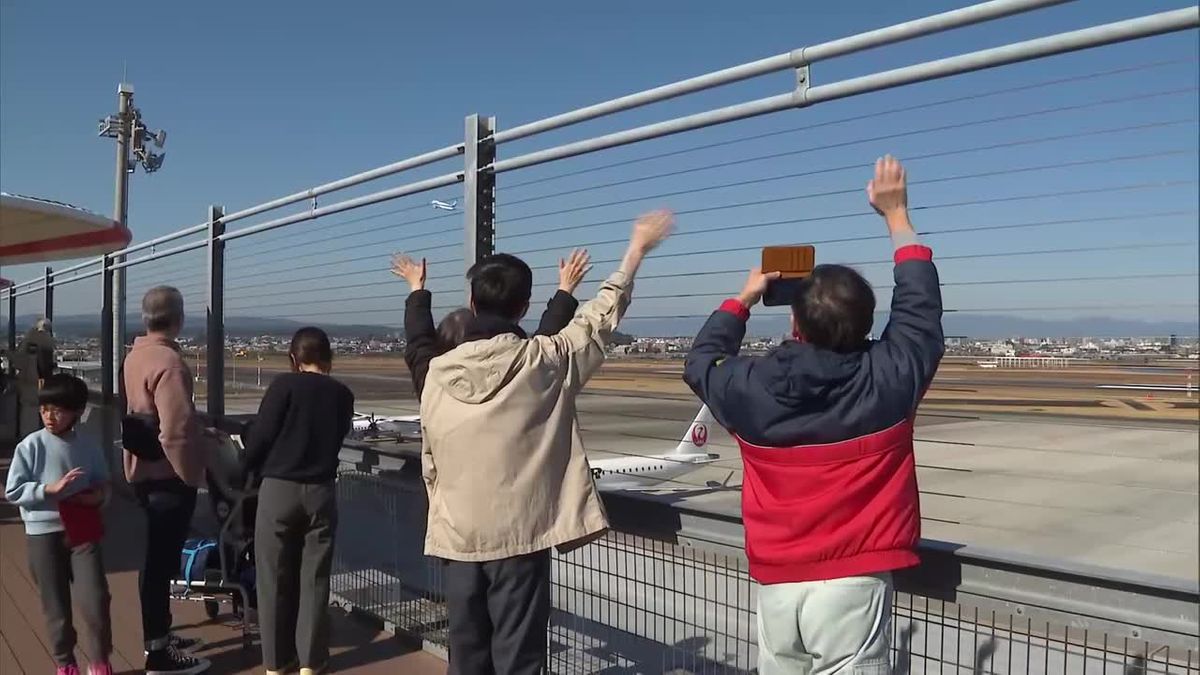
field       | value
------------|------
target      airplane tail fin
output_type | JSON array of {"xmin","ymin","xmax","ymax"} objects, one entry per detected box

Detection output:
[{"xmin": 671, "ymin": 405, "xmax": 715, "ymax": 455}]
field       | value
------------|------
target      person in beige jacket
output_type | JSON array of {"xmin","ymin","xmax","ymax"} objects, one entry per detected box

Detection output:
[{"xmin": 415, "ymin": 210, "xmax": 673, "ymax": 675}]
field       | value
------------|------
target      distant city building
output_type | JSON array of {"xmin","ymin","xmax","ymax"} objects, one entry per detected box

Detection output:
[{"xmin": 988, "ymin": 342, "xmax": 1017, "ymax": 357}]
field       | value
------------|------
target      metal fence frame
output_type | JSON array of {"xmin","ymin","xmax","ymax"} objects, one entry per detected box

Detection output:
[
  {"xmin": 3, "ymin": 1, "xmax": 1199, "ymax": 670},
  {"xmin": 333, "ymin": 441, "xmax": 1199, "ymax": 673}
]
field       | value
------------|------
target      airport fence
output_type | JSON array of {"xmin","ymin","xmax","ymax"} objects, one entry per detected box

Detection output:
[
  {"xmin": 2, "ymin": 1, "xmax": 1198, "ymax": 671},
  {"xmin": 331, "ymin": 442, "xmax": 1199, "ymax": 674}
]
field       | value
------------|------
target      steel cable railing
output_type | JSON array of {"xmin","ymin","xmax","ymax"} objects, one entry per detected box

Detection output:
[{"xmin": 499, "ymin": 57, "xmax": 1198, "ymax": 192}]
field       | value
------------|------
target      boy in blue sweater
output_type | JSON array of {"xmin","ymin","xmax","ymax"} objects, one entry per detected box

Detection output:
[{"xmin": 5, "ymin": 373, "xmax": 113, "ymax": 675}]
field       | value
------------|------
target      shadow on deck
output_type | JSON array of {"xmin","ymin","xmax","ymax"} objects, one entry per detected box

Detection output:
[{"xmin": 0, "ymin": 440, "xmax": 447, "ymax": 675}]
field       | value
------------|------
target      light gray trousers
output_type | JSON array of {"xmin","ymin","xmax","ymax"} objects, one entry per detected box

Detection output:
[{"xmin": 757, "ymin": 573, "xmax": 893, "ymax": 675}]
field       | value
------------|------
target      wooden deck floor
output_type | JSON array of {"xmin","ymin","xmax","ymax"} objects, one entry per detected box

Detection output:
[{"xmin": 0, "ymin": 443, "xmax": 447, "ymax": 674}]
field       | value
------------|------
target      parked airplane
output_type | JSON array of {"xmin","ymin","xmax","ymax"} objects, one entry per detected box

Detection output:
[
  {"xmin": 589, "ymin": 405, "xmax": 724, "ymax": 491},
  {"xmin": 346, "ymin": 406, "xmax": 728, "ymax": 491},
  {"xmin": 350, "ymin": 412, "xmax": 420, "ymax": 440}
]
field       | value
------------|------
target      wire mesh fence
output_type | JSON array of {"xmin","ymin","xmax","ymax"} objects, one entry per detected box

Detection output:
[
  {"xmin": 332, "ymin": 467, "xmax": 1200, "ymax": 674},
  {"xmin": 331, "ymin": 467, "xmax": 448, "ymax": 648},
  {"xmin": 548, "ymin": 531, "xmax": 758, "ymax": 674},
  {"xmin": 893, "ymin": 594, "xmax": 1200, "ymax": 675}
]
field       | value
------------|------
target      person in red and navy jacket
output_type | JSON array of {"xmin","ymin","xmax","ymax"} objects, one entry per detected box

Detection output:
[{"xmin": 684, "ymin": 156, "xmax": 943, "ymax": 675}]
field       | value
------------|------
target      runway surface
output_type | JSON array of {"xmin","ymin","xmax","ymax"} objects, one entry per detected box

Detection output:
[{"xmin": 221, "ymin": 358, "xmax": 1199, "ymax": 581}]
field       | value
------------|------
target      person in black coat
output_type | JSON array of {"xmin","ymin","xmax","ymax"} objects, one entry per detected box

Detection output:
[
  {"xmin": 242, "ymin": 327, "xmax": 354, "ymax": 675},
  {"xmin": 395, "ymin": 248, "xmax": 592, "ymax": 399}
]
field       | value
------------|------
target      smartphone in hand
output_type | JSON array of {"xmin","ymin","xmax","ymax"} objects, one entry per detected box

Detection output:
[{"xmin": 762, "ymin": 245, "xmax": 815, "ymax": 306}]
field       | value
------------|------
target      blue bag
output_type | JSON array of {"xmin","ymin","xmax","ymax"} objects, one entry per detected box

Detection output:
[{"xmin": 179, "ymin": 538, "xmax": 218, "ymax": 586}]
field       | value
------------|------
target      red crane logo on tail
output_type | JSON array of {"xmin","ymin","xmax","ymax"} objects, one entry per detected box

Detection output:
[{"xmin": 691, "ymin": 423, "xmax": 708, "ymax": 448}]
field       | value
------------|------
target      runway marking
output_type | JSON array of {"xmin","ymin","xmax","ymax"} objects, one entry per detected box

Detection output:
[
  {"xmin": 922, "ymin": 490, "xmax": 967, "ymax": 499},
  {"xmin": 1121, "ymin": 398, "xmax": 1155, "ymax": 411},
  {"xmin": 918, "ymin": 464, "xmax": 973, "ymax": 473},
  {"xmin": 923, "ymin": 516, "xmax": 961, "ymax": 525},
  {"xmin": 1097, "ymin": 384, "xmax": 1198, "ymax": 392}
]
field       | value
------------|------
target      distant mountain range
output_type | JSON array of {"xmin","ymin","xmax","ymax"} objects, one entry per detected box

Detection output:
[
  {"xmin": 657, "ymin": 314, "xmax": 1199, "ymax": 339},
  {"xmin": 13, "ymin": 314, "xmax": 399, "ymax": 339},
  {"xmin": 14, "ymin": 312, "xmax": 1198, "ymax": 340}
]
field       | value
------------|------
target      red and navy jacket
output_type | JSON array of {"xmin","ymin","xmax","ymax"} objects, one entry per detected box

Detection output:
[{"xmin": 683, "ymin": 244, "xmax": 943, "ymax": 584}]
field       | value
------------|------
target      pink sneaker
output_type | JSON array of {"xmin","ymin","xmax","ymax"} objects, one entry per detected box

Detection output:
[
  {"xmin": 56, "ymin": 665, "xmax": 81, "ymax": 675},
  {"xmin": 89, "ymin": 662, "xmax": 114, "ymax": 675}
]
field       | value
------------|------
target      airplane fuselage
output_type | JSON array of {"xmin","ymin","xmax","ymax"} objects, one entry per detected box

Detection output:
[{"xmin": 590, "ymin": 452, "xmax": 718, "ymax": 489}]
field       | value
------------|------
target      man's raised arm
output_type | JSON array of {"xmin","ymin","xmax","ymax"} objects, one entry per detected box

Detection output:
[
  {"xmin": 683, "ymin": 268, "xmax": 777, "ymax": 433},
  {"xmin": 870, "ymin": 156, "xmax": 945, "ymax": 405},
  {"xmin": 546, "ymin": 210, "xmax": 673, "ymax": 390},
  {"xmin": 534, "ymin": 248, "xmax": 591, "ymax": 336},
  {"xmin": 393, "ymin": 255, "xmax": 438, "ymax": 398}
]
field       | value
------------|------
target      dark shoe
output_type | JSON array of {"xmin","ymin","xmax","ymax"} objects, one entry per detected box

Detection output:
[
  {"xmin": 143, "ymin": 634, "xmax": 204, "ymax": 657},
  {"xmin": 144, "ymin": 647, "xmax": 211, "ymax": 675},
  {"xmin": 168, "ymin": 634, "xmax": 205, "ymax": 652}
]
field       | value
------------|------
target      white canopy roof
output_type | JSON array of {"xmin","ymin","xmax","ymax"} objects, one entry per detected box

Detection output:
[{"xmin": 0, "ymin": 192, "xmax": 131, "ymax": 265}]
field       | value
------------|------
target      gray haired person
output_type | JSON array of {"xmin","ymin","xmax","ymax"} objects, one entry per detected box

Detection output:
[{"xmin": 123, "ymin": 286, "xmax": 212, "ymax": 675}]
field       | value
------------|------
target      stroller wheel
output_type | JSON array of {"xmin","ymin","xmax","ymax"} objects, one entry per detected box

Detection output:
[{"xmin": 204, "ymin": 600, "xmax": 220, "ymax": 621}]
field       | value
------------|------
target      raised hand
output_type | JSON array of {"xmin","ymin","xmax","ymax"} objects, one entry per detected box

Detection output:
[
  {"xmin": 866, "ymin": 155, "xmax": 911, "ymax": 232},
  {"xmin": 391, "ymin": 253, "xmax": 427, "ymax": 291},
  {"xmin": 630, "ymin": 209, "xmax": 675, "ymax": 253},
  {"xmin": 738, "ymin": 267, "xmax": 783, "ymax": 308},
  {"xmin": 558, "ymin": 249, "xmax": 593, "ymax": 294},
  {"xmin": 46, "ymin": 467, "xmax": 85, "ymax": 497}
]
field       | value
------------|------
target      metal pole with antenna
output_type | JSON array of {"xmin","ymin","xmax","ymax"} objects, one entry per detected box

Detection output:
[
  {"xmin": 97, "ymin": 80, "xmax": 168, "ymax": 452},
  {"xmin": 112, "ymin": 83, "xmax": 132, "ymax": 407}
]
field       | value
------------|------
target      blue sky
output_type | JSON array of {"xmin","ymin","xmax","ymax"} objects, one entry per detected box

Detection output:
[{"xmin": 2, "ymin": 0, "xmax": 1197, "ymax": 331}]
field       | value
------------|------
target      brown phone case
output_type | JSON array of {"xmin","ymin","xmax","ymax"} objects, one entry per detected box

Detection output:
[{"xmin": 761, "ymin": 245, "xmax": 815, "ymax": 278}]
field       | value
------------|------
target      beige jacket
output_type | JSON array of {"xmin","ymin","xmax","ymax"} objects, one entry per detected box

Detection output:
[
  {"xmin": 420, "ymin": 270, "xmax": 632, "ymax": 561},
  {"xmin": 123, "ymin": 334, "xmax": 210, "ymax": 488}
]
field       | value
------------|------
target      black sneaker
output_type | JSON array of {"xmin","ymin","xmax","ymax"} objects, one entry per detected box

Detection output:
[
  {"xmin": 143, "ymin": 634, "xmax": 204, "ymax": 656},
  {"xmin": 168, "ymin": 634, "xmax": 205, "ymax": 652},
  {"xmin": 144, "ymin": 647, "xmax": 211, "ymax": 675}
]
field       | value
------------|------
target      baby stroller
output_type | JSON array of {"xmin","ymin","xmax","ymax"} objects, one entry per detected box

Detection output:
[{"xmin": 169, "ymin": 422, "xmax": 258, "ymax": 637}]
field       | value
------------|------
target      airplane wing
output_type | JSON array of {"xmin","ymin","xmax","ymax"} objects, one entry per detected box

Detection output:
[
  {"xmin": 617, "ymin": 486, "xmax": 716, "ymax": 493},
  {"xmin": 599, "ymin": 483, "xmax": 740, "ymax": 495}
]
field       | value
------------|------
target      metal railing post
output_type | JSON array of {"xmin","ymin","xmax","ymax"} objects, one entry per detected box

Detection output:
[
  {"xmin": 43, "ymin": 267, "xmax": 54, "ymax": 323},
  {"xmin": 206, "ymin": 205, "xmax": 226, "ymax": 417},
  {"xmin": 99, "ymin": 254, "xmax": 116, "ymax": 466},
  {"xmin": 6, "ymin": 290, "xmax": 15, "ymax": 375},
  {"xmin": 463, "ymin": 114, "xmax": 497, "ymax": 300}
]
